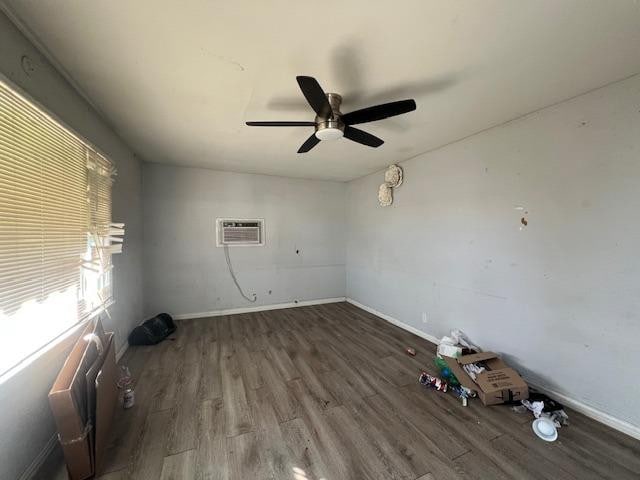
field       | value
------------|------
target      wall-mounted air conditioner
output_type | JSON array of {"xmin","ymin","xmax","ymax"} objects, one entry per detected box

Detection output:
[{"xmin": 216, "ymin": 218, "xmax": 265, "ymax": 247}]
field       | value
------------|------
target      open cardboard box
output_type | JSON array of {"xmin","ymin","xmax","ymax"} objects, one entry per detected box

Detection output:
[
  {"xmin": 443, "ymin": 351, "xmax": 529, "ymax": 406},
  {"xmin": 49, "ymin": 319, "xmax": 117, "ymax": 479}
]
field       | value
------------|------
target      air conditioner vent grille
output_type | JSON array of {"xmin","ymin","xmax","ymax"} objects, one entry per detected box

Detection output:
[{"xmin": 216, "ymin": 219, "xmax": 264, "ymax": 246}]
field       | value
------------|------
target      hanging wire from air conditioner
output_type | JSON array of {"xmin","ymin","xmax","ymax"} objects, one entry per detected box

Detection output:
[{"xmin": 224, "ymin": 244, "xmax": 257, "ymax": 303}]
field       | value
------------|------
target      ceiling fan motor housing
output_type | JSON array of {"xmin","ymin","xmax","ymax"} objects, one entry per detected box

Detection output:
[{"xmin": 315, "ymin": 93, "xmax": 344, "ymax": 140}]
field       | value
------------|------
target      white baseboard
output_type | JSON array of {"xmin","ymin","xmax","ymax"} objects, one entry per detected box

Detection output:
[
  {"xmin": 524, "ymin": 380, "xmax": 640, "ymax": 440},
  {"xmin": 346, "ymin": 297, "xmax": 440, "ymax": 345},
  {"xmin": 345, "ymin": 297, "xmax": 640, "ymax": 440},
  {"xmin": 173, "ymin": 297, "xmax": 346, "ymax": 320},
  {"xmin": 18, "ymin": 433, "xmax": 58, "ymax": 480}
]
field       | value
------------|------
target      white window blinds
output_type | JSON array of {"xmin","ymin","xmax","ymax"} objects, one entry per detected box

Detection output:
[
  {"xmin": 83, "ymin": 150, "xmax": 118, "ymax": 314},
  {"xmin": 0, "ymin": 80, "xmax": 121, "ymax": 377}
]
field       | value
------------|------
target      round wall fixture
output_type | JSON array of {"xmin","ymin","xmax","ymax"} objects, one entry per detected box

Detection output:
[
  {"xmin": 21, "ymin": 55, "xmax": 36, "ymax": 76},
  {"xmin": 377, "ymin": 164, "xmax": 403, "ymax": 206},
  {"xmin": 378, "ymin": 183, "xmax": 393, "ymax": 207},
  {"xmin": 384, "ymin": 164, "xmax": 403, "ymax": 188}
]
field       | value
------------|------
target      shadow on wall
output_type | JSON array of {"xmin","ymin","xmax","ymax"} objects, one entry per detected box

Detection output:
[{"xmin": 265, "ymin": 39, "xmax": 462, "ymax": 117}]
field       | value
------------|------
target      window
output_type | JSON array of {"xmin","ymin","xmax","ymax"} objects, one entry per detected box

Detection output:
[{"xmin": 0, "ymin": 79, "xmax": 122, "ymax": 378}]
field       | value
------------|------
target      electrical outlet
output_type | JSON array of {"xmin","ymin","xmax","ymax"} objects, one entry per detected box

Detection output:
[{"xmin": 421, "ymin": 312, "xmax": 428, "ymax": 323}]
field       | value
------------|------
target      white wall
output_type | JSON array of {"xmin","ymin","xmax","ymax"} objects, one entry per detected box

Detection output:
[
  {"xmin": 347, "ymin": 74, "xmax": 640, "ymax": 429},
  {"xmin": 143, "ymin": 163, "xmax": 346, "ymax": 317},
  {"xmin": 0, "ymin": 11, "xmax": 143, "ymax": 480}
]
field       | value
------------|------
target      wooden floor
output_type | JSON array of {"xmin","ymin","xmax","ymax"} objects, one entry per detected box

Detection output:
[{"xmin": 38, "ymin": 302, "xmax": 640, "ymax": 480}]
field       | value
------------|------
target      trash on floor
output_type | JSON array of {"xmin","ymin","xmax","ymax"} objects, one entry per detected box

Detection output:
[
  {"xmin": 517, "ymin": 390, "xmax": 569, "ymax": 428},
  {"xmin": 522, "ymin": 399, "xmax": 544, "ymax": 418},
  {"xmin": 428, "ymin": 328, "xmax": 530, "ymax": 409},
  {"xmin": 433, "ymin": 356, "xmax": 473, "ymax": 405},
  {"xmin": 117, "ymin": 365, "xmax": 136, "ymax": 409},
  {"xmin": 528, "ymin": 391, "xmax": 565, "ymax": 414},
  {"xmin": 442, "ymin": 352, "xmax": 529, "ymax": 406},
  {"xmin": 452, "ymin": 387, "xmax": 468, "ymax": 406},
  {"xmin": 546, "ymin": 409, "xmax": 570, "ymax": 427},
  {"xmin": 450, "ymin": 385, "xmax": 476, "ymax": 406},
  {"xmin": 532, "ymin": 417, "xmax": 558, "ymax": 442},
  {"xmin": 511, "ymin": 404, "xmax": 529, "ymax": 414},
  {"xmin": 405, "ymin": 346, "xmax": 416, "ymax": 356},
  {"xmin": 419, "ymin": 372, "xmax": 448, "ymax": 392},
  {"xmin": 423, "ymin": 329, "xmax": 567, "ymax": 440},
  {"xmin": 434, "ymin": 356, "xmax": 460, "ymax": 385},
  {"xmin": 462, "ymin": 362, "xmax": 486, "ymax": 380},
  {"xmin": 437, "ymin": 329, "xmax": 481, "ymax": 358}
]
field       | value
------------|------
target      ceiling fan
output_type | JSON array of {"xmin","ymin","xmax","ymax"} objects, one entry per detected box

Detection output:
[{"xmin": 246, "ymin": 76, "xmax": 417, "ymax": 153}]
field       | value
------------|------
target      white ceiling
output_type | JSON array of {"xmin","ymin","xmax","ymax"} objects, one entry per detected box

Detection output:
[{"xmin": 4, "ymin": 1, "xmax": 640, "ymax": 181}]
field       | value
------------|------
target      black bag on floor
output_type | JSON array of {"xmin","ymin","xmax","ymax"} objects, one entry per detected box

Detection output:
[{"xmin": 128, "ymin": 313, "xmax": 177, "ymax": 346}]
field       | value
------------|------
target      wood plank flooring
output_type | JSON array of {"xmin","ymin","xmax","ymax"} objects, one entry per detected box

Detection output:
[{"xmin": 36, "ymin": 302, "xmax": 640, "ymax": 480}]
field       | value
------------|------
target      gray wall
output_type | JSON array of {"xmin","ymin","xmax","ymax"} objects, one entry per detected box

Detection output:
[
  {"xmin": 143, "ymin": 163, "xmax": 346, "ymax": 317},
  {"xmin": 0, "ymin": 10, "xmax": 143, "ymax": 480},
  {"xmin": 347, "ymin": 74, "xmax": 640, "ymax": 428}
]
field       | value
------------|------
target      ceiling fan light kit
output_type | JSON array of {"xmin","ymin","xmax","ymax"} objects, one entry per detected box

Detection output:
[
  {"xmin": 314, "ymin": 93, "xmax": 344, "ymax": 141},
  {"xmin": 246, "ymin": 76, "xmax": 417, "ymax": 153}
]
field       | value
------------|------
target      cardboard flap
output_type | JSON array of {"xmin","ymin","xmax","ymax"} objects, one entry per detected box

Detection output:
[
  {"xmin": 94, "ymin": 333, "xmax": 117, "ymax": 475},
  {"xmin": 456, "ymin": 351, "xmax": 499, "ymax": 365},
  {"xmin": 442, "ymin": 351, "xmax": 529, "ymax": 406},
  {"xmin": 442, "ymin": 356, "xmax": 478, "ymax": 391},
  {"xmin": 50, "ymin": 321, "xmax": 96, "ymax": 394},
  {"xmin": 49, "ymin": 319, "xmax": 106, "ymax": 480}
]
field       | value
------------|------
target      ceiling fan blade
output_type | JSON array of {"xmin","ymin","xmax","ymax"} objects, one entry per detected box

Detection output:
[
  {"xmin": 297, "ymin": 133, "xmax": 320, "ymax": 153},
  {"xmin": 342, "ymin": 99, "xmax": 416, "ymax": 125},
  {"xmin": 343, "ymin": 126, "xmax": 384, "ymax": 148},
  {"xmin": 246, "ymin": 121, "xmax": 316, "ymax": 127},
  {"xmin": 296, "ymin": 76, "xmax": 333, "ymax": 119}
]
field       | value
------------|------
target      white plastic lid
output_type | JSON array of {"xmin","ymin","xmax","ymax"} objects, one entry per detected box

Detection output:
[{"xmin": 532, "ymin": 417, "xmax": 558, "ymax": 442}]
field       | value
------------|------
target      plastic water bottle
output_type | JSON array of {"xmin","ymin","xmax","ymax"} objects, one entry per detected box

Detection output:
[
  {"xmin": 117, "ymin": 366, "xmax": 135, "ymax": 409},
  {"xmin": 434, "ymin": 357, "xmax": 460, "ymax": 386}
]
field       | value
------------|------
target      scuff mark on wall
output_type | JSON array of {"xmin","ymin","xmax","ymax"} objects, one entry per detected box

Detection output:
[
  {"xmin": 213, "ymin": 54, "xmax": 245, "ymax": 71},
  {"xmin": 515, "ymin": 205, "xmax": 529, "ymax": 229},
  {"xmin": 437, "ymin": 282, "xmax": 508, "ymax": 301},
  {"xmin": 200, "ymin": 47, "xmax": 246, "ymax": 71}
]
